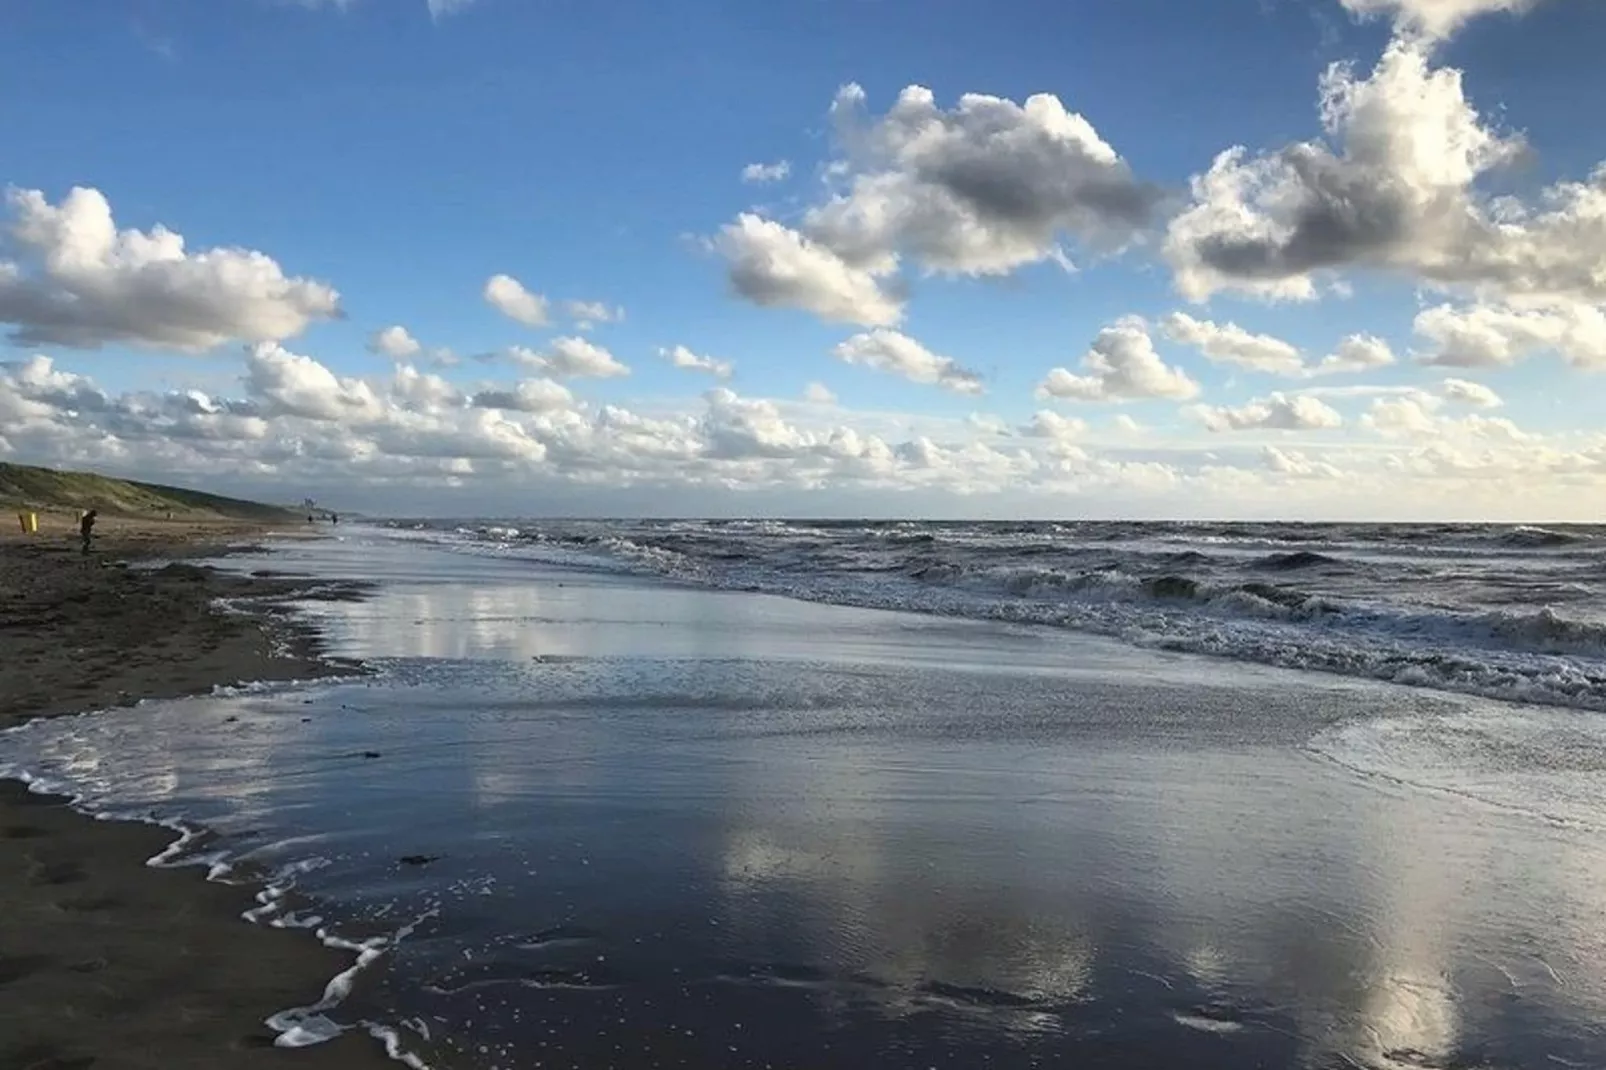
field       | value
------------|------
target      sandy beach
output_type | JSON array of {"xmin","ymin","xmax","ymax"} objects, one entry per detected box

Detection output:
[{"xmin": 0, "ymin": 518, "xmax": 393, "ymax": 1069}]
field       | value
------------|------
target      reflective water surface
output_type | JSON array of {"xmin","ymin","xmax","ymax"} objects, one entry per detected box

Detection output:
[{"xmin": 7, "ymin": 531, "xmax": 1606, "ymax": 1069}]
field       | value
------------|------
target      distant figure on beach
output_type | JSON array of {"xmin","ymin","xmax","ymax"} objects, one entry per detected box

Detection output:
[
  {"xmin": 79, "ymin": 509, "xmax": 97, "ymax": 555},
  {"xmin": 331, "ymin": 512, "xmax": 339, "ymax": 525}
]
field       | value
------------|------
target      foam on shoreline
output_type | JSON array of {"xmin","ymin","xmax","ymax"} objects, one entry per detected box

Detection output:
[{"xmin": 2, "ymin": 763, "xmax": 436, "ymax": 1067}]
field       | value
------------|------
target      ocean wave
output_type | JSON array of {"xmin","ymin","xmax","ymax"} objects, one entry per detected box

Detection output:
[
  {"xmin": 1253, "ymin": 550, "xmax": 1341, "ymax": 571},
  {"xmin": 1502, "ymin": 525, "xmax": 1587, "ymax": 549},
  {"xmin": 904, "ymin": 560, "xmax": 1606, "ymax": 657},
  {"xmin": 400, "ymin": 519, "xmax": 1606, "ymax": 712}
]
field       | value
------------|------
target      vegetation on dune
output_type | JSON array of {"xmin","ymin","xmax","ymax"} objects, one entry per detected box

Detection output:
[{"xmin": 0, "ymin": 462, "xmax": 299, "ymax": 521}]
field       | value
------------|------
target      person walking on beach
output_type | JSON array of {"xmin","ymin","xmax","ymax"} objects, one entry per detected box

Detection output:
[{"xmin": 79, "ymin": 509, "xmax": 97, "ymax": 556}]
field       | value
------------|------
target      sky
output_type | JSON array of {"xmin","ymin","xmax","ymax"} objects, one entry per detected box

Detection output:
[{"xmin": 1, "ymin": 0, "xmax": 1604, "ymax": 520}]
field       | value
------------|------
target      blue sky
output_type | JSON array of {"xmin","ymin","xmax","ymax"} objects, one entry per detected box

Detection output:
[{"xmin": 1, "ymin": 0, "xmax": 1603, "ymax": 518}]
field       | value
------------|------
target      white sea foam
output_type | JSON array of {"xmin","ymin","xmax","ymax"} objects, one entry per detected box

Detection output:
[
  {"xmin": 1307, "ymin": 705, "xmax": 1606, "ymax": 830},
  {"xmin": 0, "ymin": 763, "xmax": 437, "ymax": 1069},
  {"xmin": 268, "ymin": 908, "xmax": 439, "ymax": 1051}
]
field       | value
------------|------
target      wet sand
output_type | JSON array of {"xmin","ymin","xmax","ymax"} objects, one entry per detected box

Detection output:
[{"xmin": 0, "ymin": 518, "xmax": 392, "ymax": 1069}]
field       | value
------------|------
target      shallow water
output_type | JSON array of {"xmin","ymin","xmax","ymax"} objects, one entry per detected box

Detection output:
[{"xmin": 7, "ymin": 530, "xmax": 1606, "ymax": 1069}]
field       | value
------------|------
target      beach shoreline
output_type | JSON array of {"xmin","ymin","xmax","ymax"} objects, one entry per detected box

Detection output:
[
  {"xmin": 0, "ymin": 519, "xmax": 395, "ymax": 1069},
  {"xmin": 8, "ymin": 524, "xmax": 1606, "ymax": 1068}
]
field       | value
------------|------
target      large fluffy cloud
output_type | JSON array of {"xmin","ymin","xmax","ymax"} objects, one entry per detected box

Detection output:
[
  {"xmin": 244, "ymin": 342, "xmax": 385, "ymax": 422},
  {"xmin": 808, "ymin": 84, "xmax": 1157, "ymax": 276},
  {"xmin": 1414, "ymin": 300, "xmax": 1606, "ymax": 368},
  {"xmin": 1036, "ymin": 317, "xmax": 1200, "ymax": 402},
  {"xmin": 0, "ymin": 187, "xmax": 340, "ymax": 352},
  {"xmin": 0, "ymin": 355, "xmax": 111, "ymax": 419},
  {"xmin": 832, "ymin": 330, "xmax": 984, "ymax": 394},
  {"xmin": 1164, "ymin": 36, "xmax": 1606, "ymax": 312},
  {"xmin": 716, "ymin": 213, "xmax": 902, "ymax": 326},
  {"xmin": 717, "ymin": 82, "xmax": 1156, "ymax": 326}
]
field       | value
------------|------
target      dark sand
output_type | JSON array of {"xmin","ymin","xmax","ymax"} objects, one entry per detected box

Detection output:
[{"xmin": 0, "ymin": 517, "xmax": 393, "ymax": 1069}]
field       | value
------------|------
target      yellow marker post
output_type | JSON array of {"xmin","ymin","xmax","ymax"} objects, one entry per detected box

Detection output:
[{"xmin": 17, "ymin": 511, "xmax": 38, "ymax": 534}]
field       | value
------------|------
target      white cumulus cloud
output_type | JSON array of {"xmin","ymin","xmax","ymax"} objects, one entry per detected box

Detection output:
[
  {"xmin": 244, "ymin": 342, "xmax": 384, "ymax": 423},
  {"xmin": 1359, "ymin": 392, "xmax": 1526, "ymax": 438},
  {"xmin": 832, "ymin": 329, "xmax": 984, "ymax": 394},
  {"xmin": 662, "ymin": 345, "xmax": 733, "ymax": 380},
  {"xmin": 508, "ymin": 336, "xmax": 630, "ymax": 379},
  {"xmin": 1264, "ymin": 445, "xmax": 1343, "ymax": 479},
  {"xmin": 1164, "ymin": 36, "xmax": 1606, "ymax": 312},
  {"xmin": 1364, "ymin": 394, "xmax": 1444, "ymax": 435},
  {"xmin": 1191, "ymin": 392, "xmax": 1344, "ymax": 432},
  {"xmin": 564, "ymin": 299, "xmax": 623, "ymax": 329},
  {"xmin": 471, "ymin": 378, "xmax": 574, "ymax": 413},
  {"xmin": 1439, "ymin": 377, "xmax": 1503, "ymax": 407},
  {"xmin": 368, "ymin": 325, "xmax": 423, "ymax": 360},
  {"xmin": 0, "ymin": 186, "xmax": 340, "ymax": 352},
  {"xmin": 1316, "ymin": 333, "xmax": 1397, "ymax": 374},
  {"xmin": 809, "ymin": 83, "xmax": 1157, "ymax": 277},
  {"xmin": 1414, "ymin": 301, "xmax": 1606, "ymax": 369},
  {"xmin": 717, "ymin": 82, "xmax": 1157, "ymax": 326},
  {"xmin": 1159, "ymin": 311, "xmax": 1305, "ymax": 375},
  {"xmin": 717, "ymin": 213, "xmax": 903, "ymax": 327},
  {"xmin": 1037, "ymin": 317, "xmax": 1200, "ymax": 402},
  {"xmin": 1020, "ymin": 410, "xmax": 1089, "ymax": 458},
  {"xmin": 483, "ymin": 273, "xmax": 551, "ymax": 327}
]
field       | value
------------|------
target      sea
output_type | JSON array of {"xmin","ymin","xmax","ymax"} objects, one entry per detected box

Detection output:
[
  {"xmin": 399, "ymin": 518, "xmax": 1606, "ymax": 712},
  {"xmin": 6, "ymin": 519, "xmax": 1606, "ymax": 1070}
]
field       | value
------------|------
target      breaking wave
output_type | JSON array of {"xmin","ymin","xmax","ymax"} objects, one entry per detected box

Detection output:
[{"xmin": 392, "ymin": 518, "xmax": 1606, "ymax": 712}]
